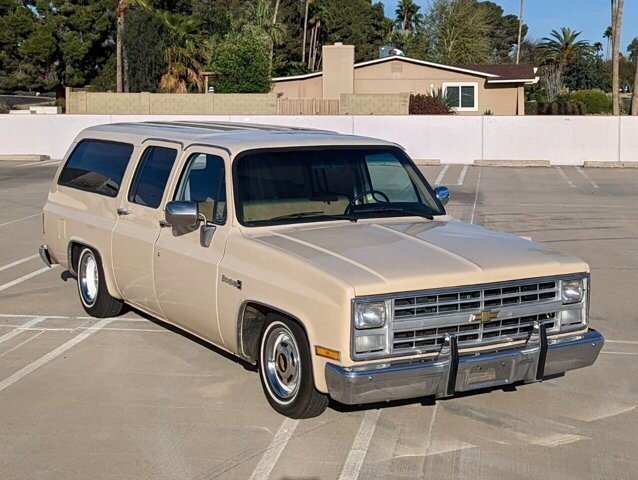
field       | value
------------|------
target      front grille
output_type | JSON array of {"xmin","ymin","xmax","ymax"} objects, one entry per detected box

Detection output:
[
  {"xmin": 393, "ymin": 312, "xmax": 558, "ymax": 352},
  {"xmin": 391, "ymin": 279, "xmax": 561, "ymax": 355},
  {"xmin": 394, "ymin": 280, "xmax": 558, "ymax": 320}
]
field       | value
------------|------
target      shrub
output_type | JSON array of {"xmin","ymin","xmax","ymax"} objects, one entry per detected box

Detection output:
[
  {"xmin": 409, "ymin": 93, "xmax": 455, "ymax": 115},
  {"xmin": 568, "ymin": 90, "xmax": 611, "ymax": 115},
  {"xmin": 533, "ymin": 99, "xmax": 587, "ymax": 115}
]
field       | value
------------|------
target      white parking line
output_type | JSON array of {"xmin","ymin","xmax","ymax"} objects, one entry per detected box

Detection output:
[
  {"xmin": 0, "ymin": 254, "xmax": 39, "ymax": 273},
  {"xmin": 0, "ymin": 318, "xmax": 112, "ymax": 393},
  {"xmin": 470, "ymin": 167, "xmax": 482, "ymax": 224},
  {"xmin": 0, "ymin": 213, "xmax": 41, "ymax": 228},
  {"xmin": 0, "ymin": 325, "xmax": 168, "ymax": 334},
  {"xmin": 0, "ymin": 313, "xmax": 145, "ymax": 322},
  {"xmin": 575, "ymin": 167, "xmax": 599, "ymax": 188},
  {"xmin": 249, "ymin": 417, "xmax": 299, "ymax": 480},
  {"xmin": 0, "ymin": 331, "xmax": 44, "ymax": 359},
  {"xmin": 338, "ymin": 409, "xmax": 381, "ymax": 480},
  {"xmin": 434, "ymin": 165, "xmax": 449, "ymax": 185},
  {"xmin": 0, "ymin": 316, "xmax": 46, "ymax": 345},
  {"xmin": 0, "ymin": 266, "xmax": 57, "ymax": 293},
  {"xmin": 456, "ymin": 165, "xmax": 469, "ymax": 185},
  {"xmin": 555, "ymin": 167, "xmax": 576, "ymax": 188}
]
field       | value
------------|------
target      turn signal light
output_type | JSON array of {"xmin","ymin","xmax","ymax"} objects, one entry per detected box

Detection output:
[{"xmin": 315, "ymin": 346, "xmax": 341, "ymax": 361}]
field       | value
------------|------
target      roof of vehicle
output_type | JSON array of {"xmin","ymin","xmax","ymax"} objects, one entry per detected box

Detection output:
[{"xmin": 80, "ymin": 121, "xmax": 398, "ymax": 155}]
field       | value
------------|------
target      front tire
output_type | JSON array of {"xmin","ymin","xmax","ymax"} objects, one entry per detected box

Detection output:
[
  {"xmin": 258, "ymin": 314, "xmax": 329, "ymax": 418},
  {"xmin": 76, "ymin": 247, "xmax": 124, "ymax": 318}
]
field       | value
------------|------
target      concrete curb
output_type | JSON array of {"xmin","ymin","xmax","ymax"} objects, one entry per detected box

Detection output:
[
  {"xmin": 583, "ymin": 161, "xmax": 638, "ymax": 168},
  {"xmin": 0, "ymin": 155, "xmax": 50, "ymax": 163},
  {"xmin": 474, "ymin": 159, "xmax": 551, "ymax": 167},
  {"xmin": 414, "ymin": 159, "xmax": 441, "ymax": 166}
]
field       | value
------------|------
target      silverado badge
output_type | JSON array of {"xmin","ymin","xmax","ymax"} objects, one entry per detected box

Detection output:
[{"xmin": 471, "ymin": 310, "xmax": 499, "ymax": 323}]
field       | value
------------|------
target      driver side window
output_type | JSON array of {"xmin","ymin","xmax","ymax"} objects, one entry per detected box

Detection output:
[
  {"xmin": 175, "ymin": 153, "xmax": 226, "ymax": 224},
  {"xmin": 366, "ymin": 153, "xmax": 419, "ymax": 202}
]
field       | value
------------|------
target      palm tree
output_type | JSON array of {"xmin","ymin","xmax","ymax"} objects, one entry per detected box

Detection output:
[
  {"xmin": 593, "ymin": 41, "xmax": 604, "ymax": 56},
  {"xmin": 611, "ymin": 0, "xmax": 623, "ymax": 115},
  {"xmin": 307, "ymin": 2, "xmax": 330, "ymax": 71},
  {"xmin": 157, "ymin": 13, "xmax": 210, "ymax": 93},
  {"xmin": 540, "ymin": 28, "xmax": 593, "ymax": 68},
  {"xmin": 603, "ymin": 26, "xmax": 612, "ymax": 60},
  {"xmin": 395, "ymin": 0, "xmax": 422, "ymax": 34},
  {"xmin": 250, "ymin": 0, "xmax": 285, "ymax": 73}
]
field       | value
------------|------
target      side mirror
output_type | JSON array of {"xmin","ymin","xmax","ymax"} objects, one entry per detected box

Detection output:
[
  {"xmin": 435, "ymin": 186, "xmax": 450, "ymax": 206},
  {"xmin": 165, "ymin": 201, "xmax": 199, "ymax": 228}
]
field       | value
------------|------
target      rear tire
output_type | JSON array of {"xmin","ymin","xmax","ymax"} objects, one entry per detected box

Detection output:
[
  {"xmin": 76, "ymin": 247, "xmax": 124, "ymax": 318},
  {"xmin": 258, "ymin": 314, "xmax": 329, "ymax": 418}
]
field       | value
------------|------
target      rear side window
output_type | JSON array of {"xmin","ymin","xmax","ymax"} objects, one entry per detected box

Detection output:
[
  {"xmin": 58, "ymin": 139, "xmax": 134, "ymax": 197},
  {"xmin": 128, "ymin": 146, "xmax": 177, "ymax": 209}
]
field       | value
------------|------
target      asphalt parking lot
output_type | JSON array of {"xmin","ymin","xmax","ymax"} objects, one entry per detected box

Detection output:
[{"xmin": 1, "ymin": 160, "xmax": 637, "ymax": 480}]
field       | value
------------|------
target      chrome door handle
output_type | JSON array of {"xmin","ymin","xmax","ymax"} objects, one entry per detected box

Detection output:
[{"xmin": 117, "ymin": 208, "xmax": 131, "ymax": 216}]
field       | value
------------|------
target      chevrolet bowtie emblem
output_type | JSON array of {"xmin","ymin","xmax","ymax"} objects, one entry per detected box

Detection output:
[{"xmin": 471, "ymin": 310, "xmax": 500, "ymax": 323}]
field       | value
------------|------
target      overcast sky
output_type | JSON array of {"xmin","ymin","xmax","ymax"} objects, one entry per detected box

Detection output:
[{"xmin": 383, "ymin": 0, "xmax": 638, "ymax": 55}]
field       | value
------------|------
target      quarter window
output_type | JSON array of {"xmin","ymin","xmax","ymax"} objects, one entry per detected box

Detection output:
[
  {"xmin": 128, "ymin": 146, "xmax": 177, "ymax": 209},
  {"xmin": 175, "ymin": 153, "xmax": 226, "ymax": 224},
  {"xmin": 442, "ymin": 83, "xmax": 478, "ymax": 111},
  {"xmin": 58, "ymin": 139, "xmax": 134, "ymax": 197}
]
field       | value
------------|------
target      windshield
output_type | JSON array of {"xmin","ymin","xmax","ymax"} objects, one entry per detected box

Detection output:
[{"xmin": 234, "ymin": 147, "xmax": 445, "ymax": 226}]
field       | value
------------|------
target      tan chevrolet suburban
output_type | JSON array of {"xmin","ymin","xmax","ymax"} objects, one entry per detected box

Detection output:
[{"xmin": 40, "ymin": 121, "xmax": 603, "ymax": 418}]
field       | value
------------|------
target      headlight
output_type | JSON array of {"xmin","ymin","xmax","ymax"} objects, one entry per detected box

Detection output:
[
  {"xmin": 561, "ymin": 278, "xmax": 584, "ymax": 304},
  {"xmin": 354, "ymin": 302, "xmax": 387, "ymax": 329},
  {"xmin": 354, "ymin": 334, "xmax": 386, "ymax": 353}
]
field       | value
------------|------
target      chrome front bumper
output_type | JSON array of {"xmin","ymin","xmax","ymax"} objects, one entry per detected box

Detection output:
[{"xmin": 326, "ymin": 325, "xmax": 603, "ymax": 405}]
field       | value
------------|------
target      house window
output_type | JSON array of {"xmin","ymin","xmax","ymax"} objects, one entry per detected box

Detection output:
[{"xmin": 442, "ymin": 82, "xmax": 478, "ymax": 111}]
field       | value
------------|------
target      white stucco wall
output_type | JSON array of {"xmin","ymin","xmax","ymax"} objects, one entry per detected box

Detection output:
[{"xmin": 0, "ymin": 114, "xmax": 636, "ymax": 165}]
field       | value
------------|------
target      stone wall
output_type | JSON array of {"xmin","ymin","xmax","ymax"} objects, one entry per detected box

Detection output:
[
  {"xmin": 340, "ymin": 93, "xmax": 410, "ymax": 115},
  {"xmin": 66, "ymin": 90, "xmax": 277, "ymax": 115}
]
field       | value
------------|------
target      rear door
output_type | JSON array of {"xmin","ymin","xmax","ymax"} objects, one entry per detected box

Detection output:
[
  {"xmin": 112, "ymin": 141, "xmax": 180, "ymax": 315},
  {"xmin": 153, "ymin": 146, "xmax": 230, "ymax": 346}
]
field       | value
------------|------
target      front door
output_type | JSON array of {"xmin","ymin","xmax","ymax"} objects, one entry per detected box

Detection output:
[
  {"xmin": 153, "ymin": 147, "xmax": 230, "ymax": 347},
  {"xmin": 112, "ymin": 141, "xmax": 180, "ymax": 315}
]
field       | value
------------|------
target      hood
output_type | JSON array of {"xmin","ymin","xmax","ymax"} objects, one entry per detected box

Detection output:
[{"xmin": 248, "ymin": 219, "xmax": 588, "ymax": 296}]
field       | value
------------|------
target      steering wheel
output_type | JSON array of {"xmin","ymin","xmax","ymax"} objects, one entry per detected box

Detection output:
[{"xmin": 345, "ymin": 189, "xmax": 390, "ymax": 215}]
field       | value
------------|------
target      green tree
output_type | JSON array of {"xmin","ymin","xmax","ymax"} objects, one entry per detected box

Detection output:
[
  {"xmin": 122, "ymin": 8, "xmax": 168, "ymax": 92},
  {"xmin": 563, "ymin": 55, "xmax": 610, "ymax": 91},
  {"xmin": 158, "ymin": 12, "xmax": 210, "ymax": 92},
  {"xmin": 425, "ymin": 0, "xmax": 491, "ymax": 64},
  {"xmin": 480, "ymin": 1, "xmax": 528, "ymax": 63},
  {"xmin": 211, "ymin": 26, "xmax": 272, "ymax": 93},
  {"xmin": 248, "ymin": 0, "xmax": 286, "ymax": 72}
]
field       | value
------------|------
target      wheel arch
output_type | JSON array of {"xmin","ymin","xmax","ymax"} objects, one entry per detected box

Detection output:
[
  {"xmin": 237, "ymin": 300, "xmax": 311, "ymax": 366},
  {"xmin": 67, "ymin": 240, "xmax": 122, "ymax": 299}
]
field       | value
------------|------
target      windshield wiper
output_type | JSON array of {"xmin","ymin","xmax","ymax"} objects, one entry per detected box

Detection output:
[
  {"xmin": 356, "ymin": 207, "xmax": 435, "ymax": 221},
  {"xmin": 270, "ymin": 211, "xmax": 358, "ymax": 222}
]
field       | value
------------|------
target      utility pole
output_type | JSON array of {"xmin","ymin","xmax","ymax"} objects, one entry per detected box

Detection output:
[{"xmin": 516, "ymin": 0, "xmax": 524, "ymax": 64}]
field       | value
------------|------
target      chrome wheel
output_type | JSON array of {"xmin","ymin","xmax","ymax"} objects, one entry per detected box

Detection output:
[
  {"xmin": 262, "ymin": 323, "xmax": 301, "ymax": 403},
  {"xmin": 78, "ymin": 249, "xmax": 99, "ymax": 307}
]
